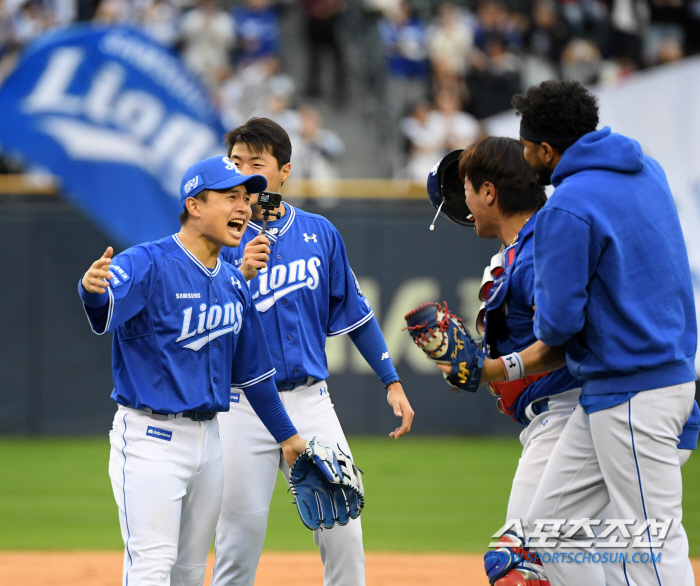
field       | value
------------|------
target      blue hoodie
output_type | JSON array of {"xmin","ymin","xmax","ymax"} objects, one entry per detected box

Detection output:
[{"xmin": 533, "ymin": 127, "xmax": 697, "ymax": 410}]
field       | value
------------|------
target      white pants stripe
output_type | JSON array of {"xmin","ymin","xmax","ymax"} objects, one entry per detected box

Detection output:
[
  {"xmin": 526, "ymin": 382, "xmax": 696, "ymax": 586},
  {"xmin": 212, "ymin": 380, "xmax": 365, "ymax": 586},
  {"xmin": 109, "ymin": 405, "xmax": 224, "ymax": 586}
]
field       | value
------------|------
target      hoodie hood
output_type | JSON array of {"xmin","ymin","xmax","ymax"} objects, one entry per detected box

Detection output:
[{"xmin": 551, "ymin": 127, "xmax": 645, "ymax": 187}]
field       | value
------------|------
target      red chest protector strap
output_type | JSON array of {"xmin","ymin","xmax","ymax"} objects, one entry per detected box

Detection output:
[{"xmin": 488, "ymin": 372, "xmax": 551, "ymax": 417}]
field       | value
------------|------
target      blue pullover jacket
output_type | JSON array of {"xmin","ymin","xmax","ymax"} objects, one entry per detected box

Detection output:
[{"xmin": 533, "ymin": 127, "xmax": 697, "ymax": 405}]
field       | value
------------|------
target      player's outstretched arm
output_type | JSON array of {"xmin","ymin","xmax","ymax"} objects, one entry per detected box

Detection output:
[
  {"xmin": 348, "ymin": 317, "xmax": 415, "ymax": 439},
  {"xmin": 438, "ymin": 340, "xmax": 566, "ymax": 383},
  {"xmin": 386, "ymin": 381, "xmax": 414, "ymax": 439},
  {"xmin": 81, "ymin": 247, "xmax": 114, "ymax": 294},
  {"xmin": 240, "ymin": 234, "xmax": 271, "ymax": 281}
]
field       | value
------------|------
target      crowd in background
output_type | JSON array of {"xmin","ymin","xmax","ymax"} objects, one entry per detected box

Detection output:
[{"xmin": 0, "ymin": 0, "xmax": 698, "ymax": 179}]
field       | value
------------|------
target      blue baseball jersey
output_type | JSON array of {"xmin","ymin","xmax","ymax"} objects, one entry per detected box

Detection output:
[
  {"xmin": 80, "ymin": 234, "xmax": 276, "ymax": 413},
  {"xmin": 483, "ymin": 211, "xmax": 580, "ymax": 424},
  {"xmin": 221, "ymin": 203, "xmax": 374, "ymax": 384}
]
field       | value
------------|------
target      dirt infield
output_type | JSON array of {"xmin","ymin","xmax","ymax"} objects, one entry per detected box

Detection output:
[
  {"xmin": 1, "ymin": 552, "xmax": 699, "ymax": 585},
  {"xmin": 0, "ymin": 552, "xmax": 486, "ymax": 585}
]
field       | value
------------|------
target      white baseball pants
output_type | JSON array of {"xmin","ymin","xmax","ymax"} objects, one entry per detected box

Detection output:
[
  {"xmin": 211, "ymin": 380, "xmax": 365, "ymax": 586},
  {"xmin": 600, "ymin": 448, "xmax": 693, "ymax": 586},
  {"xmin": 109, "ymin": 405, "xmax": 224, "ymax": 586},
  {"xmin": 526, "ymin": 382, "xmax": 696, "ymax": 586},
  {"xmin": 506, "ymin": 388, "xmax": 581, "ymax": 526}
]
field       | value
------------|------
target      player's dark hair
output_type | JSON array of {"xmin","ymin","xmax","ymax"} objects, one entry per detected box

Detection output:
[
  {"xmin": 459, "ymin": 136, "xmax": 547, "ymax": 216},
  {"xmin": 224, "ymin": 117, "xmax": 292, "ymax": 168},
  {"xmin": 178, "ymin": 190, "xmax": 209, "ymax": 225},
  {"xmin": 511, "ymin": 80, "xmax": 599, "ymax": 152}
]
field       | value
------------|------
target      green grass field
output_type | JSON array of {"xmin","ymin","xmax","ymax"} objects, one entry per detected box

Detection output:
[{"xmin": 1, "ymin": 436, "xmax": 699, "ymax": 554}]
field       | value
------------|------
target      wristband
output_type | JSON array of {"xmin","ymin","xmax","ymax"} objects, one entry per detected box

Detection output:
[{"xmin": 499, "ymin": 353, "xmax": 524, "ymax": 382}]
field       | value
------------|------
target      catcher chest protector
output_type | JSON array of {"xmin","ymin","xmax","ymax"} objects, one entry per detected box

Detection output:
[{"xmin": 427, "ymin": 149, "xmax": 476, "ymax": 229}]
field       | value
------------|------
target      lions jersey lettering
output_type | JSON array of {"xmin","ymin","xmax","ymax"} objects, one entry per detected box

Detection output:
[
  {"xmin": 220, "ymin": 203, "xmax": 373, "ymax": 384},
  {"xmin": 176, "ymin": 301, "xmax": 244, "ymax": 350},
  {"xmin": 80, "ymin": 234, "xmax": 276, "ymax": 413},
  {"xmin": 253, "ymin": 258, "xmax": 321, "ymax": 312}
]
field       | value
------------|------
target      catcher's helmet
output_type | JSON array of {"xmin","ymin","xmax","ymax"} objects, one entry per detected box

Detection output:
[{"xmin": 426, "ymin": 149, "xmax": 475, "ymax": 229}]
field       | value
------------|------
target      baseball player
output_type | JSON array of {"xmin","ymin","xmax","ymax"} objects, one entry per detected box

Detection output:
[
  {"xmin": 420, "ymin": 137, "xmax": 579, "ymax": 585},
  {"xmin": 210, "ymin": 117, "xmax": 414, "ymax": 586},
  {"xmin": 475, "ymin": 80, "xmax": 696, "ymax": 585},
  {"xmin": 78, "ymin": 156, "xmax": 311, "ymax": 586},
  {"xmin": 423, "ymin": 139, "xmax": 700, "ymax": 586}
]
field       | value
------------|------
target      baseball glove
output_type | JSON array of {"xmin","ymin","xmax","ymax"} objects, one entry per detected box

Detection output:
[
  {"xmin": 289, "ymin": 436, "xmax": 364, "ymax": 531},
  {"xmin": 404, "ymin": 301, "xmax": 484, "ymax": 392}
]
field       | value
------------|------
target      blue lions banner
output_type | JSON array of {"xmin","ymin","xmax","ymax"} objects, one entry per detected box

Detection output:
[{"xmin": 0, "ymin": 25, "xmax": 227, "ymax": 246}]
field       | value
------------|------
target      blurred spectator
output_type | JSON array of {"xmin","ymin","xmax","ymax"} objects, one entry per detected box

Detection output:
[
  {"xmin": 473, "ymin": 0, "xmax": 523, "ymax": 54},
  {"xmin": 232, "ymin": 0, "xmax": 280, "ymax": 66},
  {"xmin": 644, "ymin": 0, "xmax": 684, "ymax": 65},
  {"xmin": 559, "ymin": 0, "xmax": 608, "ymax": 49},
  {"xmin": 560, "ymin": 36, "xmax": 602, "ymax": 84},
  {"xmin": 300, "ymin": 0, "xmax": 347, "ymax": 106},
  {"xmin": 12, "ymin": 0, "xmax": 49, "ymax": 44},
  {"xmin": 93, "ymin": 0, "xmax": 131, "ymax": 23},
  {"xmin": 179, "ymin": 0, "xmax": 235, "ymax": 89},
  {"xmin": 426, "ymin": 3, "xmax": 475, "ymax": 86},
  {"xmin": 527, "ymin": 0, "xmax": 569, "ymax": 65},
  {"xmin": 378, "ymin": 0, "xmax": 429, "ymax": 165},
  {"xmin": 399, "ymin": 100, "xmax": 436, "ymax": 181},
  {"xmin": 218, "ymin": 56, "xmax": 295, "ymax": 128},
  {"xmin": 291, "ymin": 104, "xmax": 345, "ymax": 180},
  {"xmin": 654, "ymin": 36, "xmax": 684, "ymax": 64},
  {"xmin": 466, "ymin": 33, "xmax": 521, "ymax": 119},
  {"xmin": 608, "ymin": 0, "xmax": 645, "ymax": 64},
  {"xmin": 521, "ymin": 0, "xmax": 569, "ymax": 86},
  {"xmin": 686, "ymin": 0, "xmax": 700, "ymax": 55},
  {"xmin": 399, "ymin": 89, "xmax": 480, "ymax": 181},
  {"xmin": 49, "ymin": 0, "xmax": 78, "ymax": 26},
  {"xmin": 137, "ymin": 0, "xmax": 179, "ymax": 48}
]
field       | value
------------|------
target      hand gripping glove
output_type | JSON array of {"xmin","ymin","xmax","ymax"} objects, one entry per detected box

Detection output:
[
  {"xmin": 485, "ymin": 533, "xmax": 551, "ymax": 586},
  {"xmin": 404, "ymin": 301, "xmax": 484, "ymax": 392},
  {"xmin": 288, "ymin": 436, "xmax": 364, "ymax": 530}
]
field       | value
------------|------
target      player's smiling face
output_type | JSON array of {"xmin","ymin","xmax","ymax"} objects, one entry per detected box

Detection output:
[
  {"xmin": 197, "ymin": 185, "xmax": 252, "ymax": 248},
  {"xmin": 464, "ymin": 178, "xmax": 498, "ymax": 239},
  {"xmin": 229, "ymin": 143, "xmax": 290, "ymax": 199}
]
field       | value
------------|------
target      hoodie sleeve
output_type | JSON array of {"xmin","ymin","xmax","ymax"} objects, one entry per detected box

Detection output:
[{"xmin": 533, "ymin": 206, "xmax": 602, "ymax": 346}]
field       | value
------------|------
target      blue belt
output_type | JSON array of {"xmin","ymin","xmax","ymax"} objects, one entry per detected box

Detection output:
[{"xmin": 277, "ymin": 377, "xmax": 317, "ymax": 391}]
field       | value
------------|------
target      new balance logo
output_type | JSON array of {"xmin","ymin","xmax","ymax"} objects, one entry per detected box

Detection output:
[
  {"xmin": 303, "ymin": 233, "xmax": 317, "ymax": 243},
  {"xmin": 381, "ymin": 352, "xmax": 390, "ymax": 360}
]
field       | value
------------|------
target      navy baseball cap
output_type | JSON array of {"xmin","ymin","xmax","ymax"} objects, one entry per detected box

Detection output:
[{"xmin": 180, "ymin": 156, "xmax": 267, "ymax": 208}]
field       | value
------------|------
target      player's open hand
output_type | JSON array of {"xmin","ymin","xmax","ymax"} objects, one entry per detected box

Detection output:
[
  {"xmin": 81, "ymin": 247, "xmax": 114, "ymax": 294},
  {"xmin": 240, "ymin": 234, "xmax": 271, "ymax": 281},
  {"xmin": 386, "ymin": 381, "xmax": 414, "ymax": 439}
]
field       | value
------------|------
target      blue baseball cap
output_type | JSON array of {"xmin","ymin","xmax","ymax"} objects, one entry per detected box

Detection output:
[{"xmin": 180, "ymin": 156, "xmax": 267, "ymax": 208}]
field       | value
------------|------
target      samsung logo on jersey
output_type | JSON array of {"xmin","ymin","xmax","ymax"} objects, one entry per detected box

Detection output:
[
  {"xmin": 253, "ymin": 256, "xmax": 322, "ymax": 313},
  {"xmin": 176, "ymin": 301, "xmax": 243, "ymax": 351},
  {"xmin": 176, "ymin": 293, "xmax": 201, "ymax": 299}
]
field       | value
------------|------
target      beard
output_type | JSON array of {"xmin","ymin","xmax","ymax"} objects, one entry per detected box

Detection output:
[{"xmin": 532, "ymin": 162, "xmax": 553, "ymax": 186}]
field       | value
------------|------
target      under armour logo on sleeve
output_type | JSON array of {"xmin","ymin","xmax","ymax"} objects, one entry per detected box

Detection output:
[
  {"xmin": 303, "ymin": 233, "xmax": 317, "ymax": 243},
  {"xmin": 231, "ymin": 277, "xmax": 242, "ymax": 289}
]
